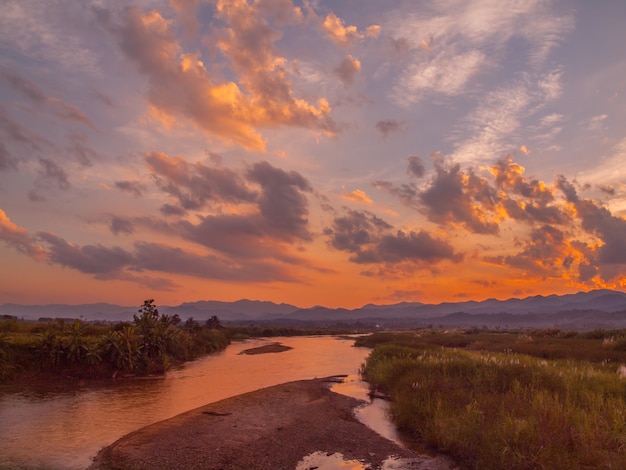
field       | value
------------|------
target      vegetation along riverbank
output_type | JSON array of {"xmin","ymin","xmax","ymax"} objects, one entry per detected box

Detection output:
[
  {"xmin": 0, "ymin": 300, "xmax": 366, "ymax": 382},
  {"xmin": 357, "ymin": 329, "xmax": 626, "ymax": 469},
  {"xmin": 0, "ymin": 300, "xmax": 230, "ymax": 381}
]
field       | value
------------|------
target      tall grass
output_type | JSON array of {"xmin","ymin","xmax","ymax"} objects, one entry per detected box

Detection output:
[{"xmin": 363, "ymin": 338, "xmax": 626, "ymax": 469}]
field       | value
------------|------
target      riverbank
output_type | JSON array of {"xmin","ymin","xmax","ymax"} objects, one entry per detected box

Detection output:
[{"xmin": 89, "ymin": 377, "xmax": 457, "ymax": 470}]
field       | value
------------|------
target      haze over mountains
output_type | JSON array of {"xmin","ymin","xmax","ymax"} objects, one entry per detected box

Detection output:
[{"xmin": 3, "ymin": 290, "xmax": 626, "ymax": 330}]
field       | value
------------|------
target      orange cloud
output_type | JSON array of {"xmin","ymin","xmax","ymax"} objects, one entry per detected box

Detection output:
[
  {"xmin": 322, "ymin": 12, "xmax": 380, "ymax": 46},
  {"xmin": 342, "ymin": 189, "xmax": 373, "ymax": 204},
  {"xmin": 0, "ymin": 209, "xmax": 47, "ymax": 260},
  {"xmin": 110, "ymin": 6, "xmax": 337, "ymax": 151}
]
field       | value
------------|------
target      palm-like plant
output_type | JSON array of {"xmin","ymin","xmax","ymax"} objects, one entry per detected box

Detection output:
[
  {"xmin": 102, "ymin": 326, "xmax": 142, "ymax": 373},
  {"xmin": 36, "ymin": 331, "xmax": 64, "ymax": 367}
]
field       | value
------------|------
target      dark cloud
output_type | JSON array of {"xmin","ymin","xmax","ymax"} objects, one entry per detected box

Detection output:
[
  {"xmin": 485, "ymin": 225, "xmax": 568, "ymax": 275},
  {"xmin": 159, "ymin": 204, "xmax": 187, "ymax": 217},
  {"xmin": 598, "ymin": 184, "xmax": 616, "ymax": 196},
  {"xmin": 375, "ymin": 119, "xmax": 406, "ymax": 140},
  {"xmin": 361, "ymin": 230, "xmax": 461, "ymax": 264},
  {"xmin": 325, "ymin": 209, "xmax": 460, "ymax": 266},
  {"xmin": 0, "ymin": 68, "xmax": 47, "ymax": 103},
  {"xmin": 133, "ymin": 241, "xmax": 295, "ymax": 282},
  {"xmin": 407, "ymin": 156, "xmax": 425, "ymax": 178},
  {"xmin": 146, "ymin": 155, "xmax": 313, "ymax": 242},
  {"xmin": 36, "ymin": 158, "xmax": 71, "ymax": 191},
  {"xmin": 0, "ymin": 69, "xmax": 93, "ymax": 127},
  {"xmin": 31, "ymin": 228, "xmax": 302, "ymax": 286},
  {"xmin": 372, "ymin": 181, "xmax": 420, "ymax": 209},
  {"xmin": 0, "ymin": 140, "xmax": 18, "ymax": 171},
  {"xmin": 333, "ymin": 55, "xmax": 361, "ymax": 86},
  {"xmin": 66, "ymin": 133, "xmax": 100, "ymax": 167},
  {"xmin": 247, "ymin": 160, "xmax": 313, "ymax": 241},
  {"xmin": 115, "ymin": 180, "xmax": 146, "ymax": 198},
  {"xmin": 389, "ymin": 37, "xmax": 411, "ymax": 54},
  {"xmin": 146, "ymin": 151, "xmax": 256, "ymax": 212},
  {"xmin": 110, "ymin": 216, "xmax": 134, "ymax": 235},
  {"xmin": 37, "ymin": 232, "xmax": 134, "ymax": 275},
  {"xmin": 420, "ymin": 160, "xmax": 499, "ymax": 234},
  {"xmin": 0, "ymin": 106, "xmax": 51, "ymax": 169},
  {"xmin": 490, "ymin": 156, "xmax": 568, "ymax": 225},
  {"xmin": 557, "ymin": 175, "xmax": 626, "ymax": 266},
  {"xmin": 326, "ymin": 209, "xmax": 391, "ymax": 254}
]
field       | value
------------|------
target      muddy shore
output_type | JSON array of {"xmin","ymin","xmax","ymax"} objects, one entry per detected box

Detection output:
[{"xmin": 89, "ymin": 377, "xmax": 457, "ymax": 470}]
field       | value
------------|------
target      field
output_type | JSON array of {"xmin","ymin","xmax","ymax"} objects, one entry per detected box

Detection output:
[{"xmin": 357, "ymin": 329, "xmax": 626, "ymax": 469}]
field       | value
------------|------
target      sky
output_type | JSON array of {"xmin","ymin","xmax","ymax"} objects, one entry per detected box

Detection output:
[{"xmin": 1, "ymin": 0, "xmax": 625, "ymax": 309}]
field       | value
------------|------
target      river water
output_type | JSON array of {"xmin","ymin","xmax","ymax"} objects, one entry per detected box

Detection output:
[{"xmin": 0, "ymin": 336, "xmax": 397, "ymax": 470}]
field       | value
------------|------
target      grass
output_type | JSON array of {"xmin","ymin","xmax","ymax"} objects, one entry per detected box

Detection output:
[{"xmin": 360, "ymin": 330, "xmax": 626, "ymax": 469}]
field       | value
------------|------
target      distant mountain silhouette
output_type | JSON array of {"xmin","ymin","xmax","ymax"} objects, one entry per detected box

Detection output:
[{"xmin": 2, "ymin": 289, "xmax": 626, "ymax": 330}]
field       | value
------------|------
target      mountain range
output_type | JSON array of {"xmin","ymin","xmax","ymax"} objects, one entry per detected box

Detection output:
[{"xmin": 2, "ymin": 289, "xmax": 626, "ymax": 330}]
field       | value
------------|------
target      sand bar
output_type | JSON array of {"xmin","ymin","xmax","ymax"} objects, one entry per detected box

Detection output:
[{"xmin": 89, "ymin": 377, "xmax": 457, "ymax": 470}]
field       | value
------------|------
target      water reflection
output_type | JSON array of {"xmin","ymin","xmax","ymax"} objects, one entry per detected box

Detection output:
[{"xmin": 0, "ymin": 336, "xmax": 373, "ymax": 470}]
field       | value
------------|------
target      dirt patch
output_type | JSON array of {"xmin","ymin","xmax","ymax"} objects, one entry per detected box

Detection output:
[
  {"xmin": 89, "ymin": 377, "xmax": 457, "ymax": 470},
  {"xmin": 238, "ymin": 342, "xmax": 293, "ymax": 355}
]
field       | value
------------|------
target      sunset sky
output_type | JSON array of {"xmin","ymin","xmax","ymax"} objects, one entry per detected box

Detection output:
[{"xmin": 1, "ymin": 0, "xmax": 625, "ymax": 308}]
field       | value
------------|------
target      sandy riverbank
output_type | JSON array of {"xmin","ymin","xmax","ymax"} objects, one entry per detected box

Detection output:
[{"xmin": 89, "ymin": 377, "xmax": 457, "ymax": 470}]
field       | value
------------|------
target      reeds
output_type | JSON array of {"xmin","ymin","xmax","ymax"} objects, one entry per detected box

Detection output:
[{"xmin": 362, "ymin": 331, "xmax": 626, "ymax": 469}]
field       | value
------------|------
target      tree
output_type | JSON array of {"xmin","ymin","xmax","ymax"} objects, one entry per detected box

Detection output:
[{"xmin": 205, "ymin": 316, "xmax": 222, "ymax": 330}]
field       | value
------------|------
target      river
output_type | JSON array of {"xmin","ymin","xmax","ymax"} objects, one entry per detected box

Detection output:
[{"xmin": 0, "ymin": 336, "xmax": 398, "ymax": 470}]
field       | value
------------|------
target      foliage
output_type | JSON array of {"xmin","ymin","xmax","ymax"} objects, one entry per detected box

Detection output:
[
  {"xmin": 361, "ymin": 330, "xmax": 626, "ymax": 469},
  {"xmin": 0, "ymin": 300, "xmax": 230, "ymax": 381}
]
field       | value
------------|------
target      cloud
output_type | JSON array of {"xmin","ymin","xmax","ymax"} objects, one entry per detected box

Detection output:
[
  {"xmin": 390, "ymin": 1, "xmax": 573, "ymax": 103},
  {"xmin": 407, "ymin": 156, "xmax": 425, "ymax": 178},
  {"xmin": 28, "ymin": 228, "xmax": 306, "ymax": 287},
  {"xmin": 145, "ymin": 151, "xmax": 257, "ymax": 212},
  {"xmin": 114, "ymin": 180, "xmax": 146, "ymax": 198},
  {"xmin": 376, "ymin": 154, "xmax": 578, "ymax": 247},
  {"xmin": 246, "ymin": 160, "xmax": 313, "ymax": 241},
  {"xmin": 342, "ymin": 189, "xmax": 372, "ymax": 204},
  {"xmin": 375, "ymin": 119, "xmax": 406, "ymax": 140},
  {"xmin": 110, "ymin": 216, "xmax": 135, "ymax": 235},
  {"xmin": 451, "ymin": 72, "xmax": 563, "ymax": 165},
  {"xmin": 0, "ymin": 106, "xmax": 50, "ymax": 170},
  {"xmin": 29, "ymin": 158, "xmax": 71, "ymax": 201},
  {"xmin": 325, "ymin": 209, "xmax": 460, "ymax": 266},
  {"xmin": 38, "ymin": 231, "xmax": 134, "ymax": 275},
  {"xmin": 103, "ymin": 5, "xmax": 338, "ymax": 151},
  {"xmin": 490, "ymin": 156, "xmax": 567, "ymax": 225},
  {"xmin": 144, "ymin": 154, "xmax": 314, "ymax": 258},
  {"xmin": 372, "ymin": 180, "xmax": 420, "ymax": 210},
  {"xmin": 132, "ymin": 241, "xmax": 297, "ymax": 282},
  {"xmin": 321, "ymin": 12, "xmax": 380, "ymax": 47},
  {"xmin": 147, "ymin": 152, "xmax": 314, "ymax": 242},
  {"xmin": 65, "ymin": 133, "xmax": 100, "ymax": 167},
  {"xmin": 396, "ymin": 49, "xmax": 485, "ymax": 103},
  {"xmin": 0, "ymin": 140, "xmax": 18, "ymax": 171},
  {"xmin": 0, "ymin": 68, "xmax": 93, "ymax": 127},
  {"xmin": 169, "ymin": 0, "xmax": 200, "ymax": 38},
  {"xmin": 0, "ymin": 209, "xmax": 46, "ymax": 259},
  {"xmin": 333, "ymin": 55, "xmax": 361, "ymax": 86},
  {"xmin": 419, "ymin": 159, "xmax": 500, "ymax": 234},
  {"xmin": 557, "ymin": 176, "xmax": 626, "ymax": 267},
  {"xmin": 485, "ymin": 225, "xmax": 573, "ymax": 277}
]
